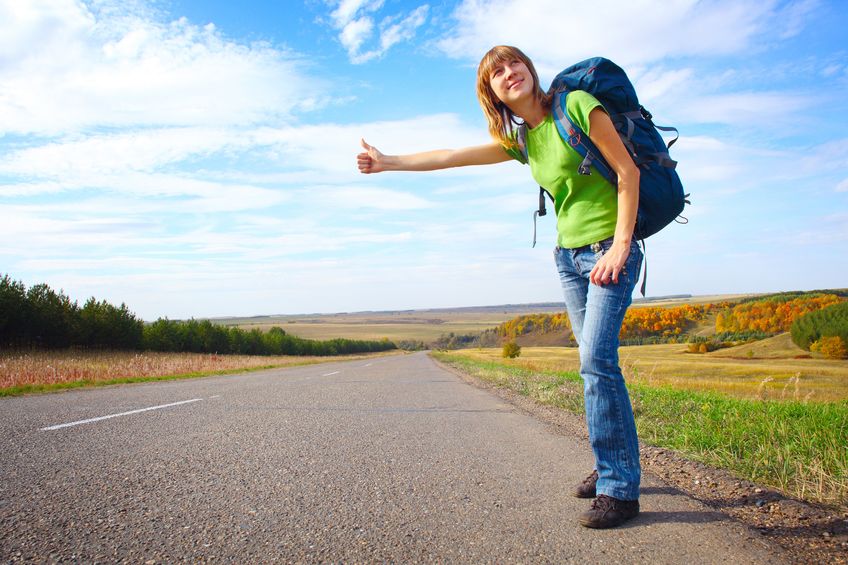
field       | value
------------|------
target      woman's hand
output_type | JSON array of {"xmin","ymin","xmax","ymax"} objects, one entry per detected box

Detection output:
[
  {"xmin": 357, "ymin": 139, "xmax": 386, "ymax": 174},
  {"xmin": 590, "ymin": 240, "xmax": 631, "ymax": 286}
]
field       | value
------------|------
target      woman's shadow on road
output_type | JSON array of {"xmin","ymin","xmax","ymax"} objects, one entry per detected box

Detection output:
[{"xmin": 620, "ymin": 485, "xmax": 731, "ymax": 527}]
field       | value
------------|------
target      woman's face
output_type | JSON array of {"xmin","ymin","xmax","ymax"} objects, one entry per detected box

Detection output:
[{"xmin": 489, "ymin": 58, "xmax": 534, "ymax": 106}]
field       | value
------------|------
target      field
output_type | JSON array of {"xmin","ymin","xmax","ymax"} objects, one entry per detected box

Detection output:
[
  {"xmin": 216, "ymin": 303, "xmax": 566, "ymax": 342},
  {"xmin": 454, "ymin": 334, "xmax": 848, "ymax": 402},
  {"xmin": 0, "ymin": 350, "xmax": 399, "ymax": 396},
  {"xmin": 216, "ymin": 294, "xmax": 762, "ymax": 343}
]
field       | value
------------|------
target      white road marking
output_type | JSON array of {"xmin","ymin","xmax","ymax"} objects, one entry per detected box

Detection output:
[
  {"xmin": 322, "ymin": 371, "xmax": 341, "ymax": 376},
  {"xmin": 41, "ymin": 398, "xmax": 203, "ymax": 431},
  {"xmin": 364, "ymin": 363, "xmax": 373, "ymax": 367},
  {"xmin": 209, "ymin": 395, "xmax": 221, "ymax": 399}
]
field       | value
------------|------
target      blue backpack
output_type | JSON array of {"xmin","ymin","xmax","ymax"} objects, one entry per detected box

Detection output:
[{"xmin": 520, "ymin": 57, "xmax": 688, "ymax": 247}]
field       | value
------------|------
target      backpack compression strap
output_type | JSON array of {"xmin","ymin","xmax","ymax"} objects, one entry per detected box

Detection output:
[
  {"xmin": 517, "ymin": 124, "xmax": 556, "ymax": 248},
  {"xmin": 532, "ymin": 186, "xmax": 554, "ymax": 248},
  {"xmin": 617, "ymin": 109, "xmax": 679, "ymax": 168}
]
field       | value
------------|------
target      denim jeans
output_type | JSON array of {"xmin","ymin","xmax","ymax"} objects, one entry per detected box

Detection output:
[{"xmin": 554, "ymin": 237, "xmax": 642, "ymax": 501}]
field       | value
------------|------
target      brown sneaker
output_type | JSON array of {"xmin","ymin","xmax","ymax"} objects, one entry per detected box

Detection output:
[
  {"xmin": 579, "ymin": 495, "xmax": 640, "ymax": 529},
  {"xmin": 573, "ymin": 470, "xmax": 598, "ymax": 499}
]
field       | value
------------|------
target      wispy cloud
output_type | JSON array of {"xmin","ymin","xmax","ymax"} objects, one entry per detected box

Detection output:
[
  {"xmin": 436, "ymin": 0, "xmax": 800, "ymax": 68},
  {"xmin": 329, "ymin": 0, "xmax": 429, "ymax": 63},
  {"xmin": 0, "ymin": 0, "xmax": 325, "ymax": 135}
]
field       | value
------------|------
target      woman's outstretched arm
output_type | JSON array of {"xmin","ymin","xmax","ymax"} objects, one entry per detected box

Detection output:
[{"xmin": 357, "ymin": 139, "xmax": 511, "ymax": 174}]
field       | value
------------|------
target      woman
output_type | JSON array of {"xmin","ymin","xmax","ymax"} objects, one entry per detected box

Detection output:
[{"xmin": 357, "ymin": 45, "xmax": 642, "ymax": 529}]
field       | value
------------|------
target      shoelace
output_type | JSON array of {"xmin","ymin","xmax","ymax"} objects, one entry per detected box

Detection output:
[{"xmin": 590, "ymin": 494, "xmax": 615, "ymax": 511}]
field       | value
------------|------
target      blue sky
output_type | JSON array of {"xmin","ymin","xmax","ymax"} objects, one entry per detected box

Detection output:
[{"xmin": 1, "ymin": 0, "xmax": 847, "ymax": 320}]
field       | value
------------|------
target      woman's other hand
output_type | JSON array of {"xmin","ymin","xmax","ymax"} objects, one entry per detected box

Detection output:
[{"xmin": 357, "ymin": 139, "xmax": 386, "ymax": 174}]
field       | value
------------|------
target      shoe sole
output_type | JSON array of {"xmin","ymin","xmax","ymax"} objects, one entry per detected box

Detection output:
[{"xmin": 578, "ymin": 510, "xmax": 639, "ymax": 529}]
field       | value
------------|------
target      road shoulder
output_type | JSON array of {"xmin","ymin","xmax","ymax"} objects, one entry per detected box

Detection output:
[{"xmin": 431, "ymin": 354, "xmax": 848, "ymax": 565}]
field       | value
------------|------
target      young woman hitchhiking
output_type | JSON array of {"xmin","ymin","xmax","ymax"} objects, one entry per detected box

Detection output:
[{"xmin": 357, "ymin": 45, "xmax": 642, "ymax": 529}]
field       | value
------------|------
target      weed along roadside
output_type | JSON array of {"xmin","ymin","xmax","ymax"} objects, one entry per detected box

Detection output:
[
  {"xmin": 431, "ymin": 351, "xmax": 848, "ymax": 562},
  {"xmin": 0, "ymin": 350, "xmax": 404, "ymax": 396}
]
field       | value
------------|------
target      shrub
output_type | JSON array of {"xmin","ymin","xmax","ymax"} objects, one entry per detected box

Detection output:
[
  {"xmin": 811, "ymin": 336, "xmax": 847, "ymax": 360},
  {"xmin": 790, "ymin": 301, "xmax": 848, "ymax": 350},
  {"xmin": 502, "ymin": 341, "xmax": 521, "ymax": 358}
]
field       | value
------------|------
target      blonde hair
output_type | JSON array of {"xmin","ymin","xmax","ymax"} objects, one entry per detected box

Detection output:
[{"xmin": 476, "ymin": 45, "xmax": 551, "ymax": 149}]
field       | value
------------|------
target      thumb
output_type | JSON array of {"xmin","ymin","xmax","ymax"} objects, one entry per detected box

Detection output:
[{"xmin": 360, "ymin": 138, "xmax": 372, "ymax": 152}]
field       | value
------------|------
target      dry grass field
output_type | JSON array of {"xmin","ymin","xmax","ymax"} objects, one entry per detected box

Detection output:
[
  {"xmin": 454, "ymin": 334, "xmax": 848, "ymax": 402},
  {"xmin": 218, "ymin": 304, "xmax": 565, "ymax": 342},
  {"xmin": 0, "ymin": 350, "xmax": 399, "ymax": 395},
  {"xmin": 216, "ymin": 294, "xmax": 762, "ymax": 343}
]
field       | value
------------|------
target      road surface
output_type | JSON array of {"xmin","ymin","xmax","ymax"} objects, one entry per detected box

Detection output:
[{"xmin": 0, "ymin": 352, "xmax": 783, "ymax": 563}]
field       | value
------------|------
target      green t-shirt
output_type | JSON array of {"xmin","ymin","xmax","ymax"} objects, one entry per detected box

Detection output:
[{"xmin": 509, "ymin": 90, "xmax": 618, "ymax": 248}]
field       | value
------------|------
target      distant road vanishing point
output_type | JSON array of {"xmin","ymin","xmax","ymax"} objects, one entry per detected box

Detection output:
[{"xmin": 0, "ymin": 352, "xmax": 784, "ymax": 563}]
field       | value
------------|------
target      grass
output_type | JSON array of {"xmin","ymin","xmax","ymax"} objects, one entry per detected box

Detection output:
[
  {"xmin": 0, "ymin": 350, "xmax": 399, "ymax": 397},
  {"xmin": 433, "ymin": 351, "xmax": 848, "ymax": 507},
  {"xmin": 451, "ymin": 338, "xmax": 848, "ymax": 402}
]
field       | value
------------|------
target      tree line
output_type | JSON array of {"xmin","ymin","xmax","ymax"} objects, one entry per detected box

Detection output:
[
  {"xmin": 487, "ymin": 291, "xmax": 847, "ymax": 348},
  {"xmin": 492, "ymin": 303, "xmax": 725, "ymax": 343},
  {"xmin": 715, "ymin": 293, "xmax": 842, "ymax": 335},
  {"xmin": 0, "ymin": 274, "xmax": 396, "ymax": 356}
]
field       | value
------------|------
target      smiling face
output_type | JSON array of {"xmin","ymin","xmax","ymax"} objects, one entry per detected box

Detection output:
[
  {"xmin": 476, "ymin": 45, "xmax": 549, "ymax": 147},
  {"xmin": 489, "ymin": 58, "xmax": 534, "ymax": 106}
]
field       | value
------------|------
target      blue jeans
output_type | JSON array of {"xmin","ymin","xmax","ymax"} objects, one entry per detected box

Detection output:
[{"xmin": 554, "ymin": 237, "xmax": 642, "ymax": 501}]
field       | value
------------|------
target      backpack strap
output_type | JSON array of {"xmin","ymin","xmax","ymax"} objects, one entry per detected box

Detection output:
[
  {"xmin": 617, "ymin": 109, "xmax": 679, "ymax": 168},
  {"xmin": 532, "ymin": 186, "xmax": 554, "ymax": 248},
  {"xmin": 516, "ymin": 123, "xmax": 529, "ymax": 164},
  {"xmin": 638, "ymin": 239, "xmax": 647, "ymax": 297},
  {"xmin": 551, "ymin": 91, "xmax": 617, "ymax": 185}
]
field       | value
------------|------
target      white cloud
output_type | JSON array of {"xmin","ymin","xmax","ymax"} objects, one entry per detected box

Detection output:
[
  {"xmin": 836, "ymin": 179, "xmax": 848, "ymax": 192},
  {"xmin": 0, "ymin": 0, "xmax": 325, "ymax": 135},
  {"xmin": 0, "ymin": 127, "xmax": 240, "ymax": 178},
  {"xmin": 319, "ymin": 186, "xmax": 435, "ymax": 210},
  {"xmin": 437, "ymin": 0, "xmax": 802, "ymax": 68},
  {"xmin": 328, "ymin": 0, "xmax": 429, "ymax": 63},
  {"xmin": 331, "ymin": 0, "xmax": 383, "ymax": 26},
  {"xmin": 777, "ymin": 0, "xmax": 820, "ymax": 39},
  {"xmin": 338, "ymin": 16, "xmax": 374, "ymax": 56},
  {"xmin": 631, "ymin": 68, "xmax": 695, "ymax": 103},
  {"xmin": 378, "ymin": 6, "xmax": 429, "ymax": 52},
  {"xmin": 669, "ymin": 91, "xmax": 814, "ymax": 127}
]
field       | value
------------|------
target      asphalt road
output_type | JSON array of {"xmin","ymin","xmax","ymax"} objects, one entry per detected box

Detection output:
[{"xmin": 1, "ymin": 352, "xmax": 784, "ymax": 563}]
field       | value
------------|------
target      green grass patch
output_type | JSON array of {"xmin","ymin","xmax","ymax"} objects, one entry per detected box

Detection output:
[{"xmin": 434, "ymin": 351, "xmax": 848, "ymax": 507}]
